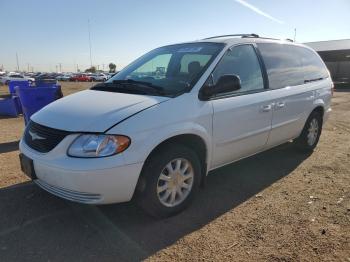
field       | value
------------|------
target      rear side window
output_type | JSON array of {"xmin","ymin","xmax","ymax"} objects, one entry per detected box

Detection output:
[
  {"xmin": 257, "ymin": 43, "xmax": 329, "ymax": 89},
  {"xmin": 257, "ymin": 43, "xmax": 304, "ymax": 89}
]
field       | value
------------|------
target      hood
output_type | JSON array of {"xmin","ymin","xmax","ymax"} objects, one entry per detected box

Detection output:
[{"xmin": 31, "ymin": 90, "xmax": 170, "ymax": 132}]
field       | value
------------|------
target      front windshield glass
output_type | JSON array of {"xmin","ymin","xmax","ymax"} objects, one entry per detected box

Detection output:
[{"xmin": 104, "ymin": 42, "xmax": 224, "ymax": 96}]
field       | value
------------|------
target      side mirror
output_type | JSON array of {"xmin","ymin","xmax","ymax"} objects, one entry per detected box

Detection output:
[{"xmin": 199, "ymin": 74, "xmax": 241, "ymax": 100}]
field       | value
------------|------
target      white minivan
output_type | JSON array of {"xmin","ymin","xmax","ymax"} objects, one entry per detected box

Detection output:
[{"xmin": 19, "ymin": 34, "xmax": 332, "ymax": 217}]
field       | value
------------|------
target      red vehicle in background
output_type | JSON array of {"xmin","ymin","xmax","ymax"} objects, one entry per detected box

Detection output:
[{"xmin": 70, "ymin": 74, "xmax": 92, "ymax": 82}]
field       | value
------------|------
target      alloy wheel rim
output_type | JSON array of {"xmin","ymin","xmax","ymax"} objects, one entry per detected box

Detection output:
[
  {"xmin": 307, "ymin": 118, "xmax": 319, "ymax": 146},
  {"xmin": 157, "ymin": 158, "xmax": 194, "ymax": 207}
]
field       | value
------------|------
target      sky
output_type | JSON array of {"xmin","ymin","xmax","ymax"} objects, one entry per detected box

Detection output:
[{"xmin": 0, "ymin": 0, "xmax": 349, "ymax": 72}]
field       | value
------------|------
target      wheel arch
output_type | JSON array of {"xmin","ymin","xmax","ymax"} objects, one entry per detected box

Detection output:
[
  {"xmin": 311, "ymin": 105, "xmax": 325, "ymax": 122},
  {"xmin": 311, "ymin": 105, "xmax": 324, "ymax": 117},
  {"xmin": 135, "ymin": 133, "xmax": 209, "ymax": 194}
]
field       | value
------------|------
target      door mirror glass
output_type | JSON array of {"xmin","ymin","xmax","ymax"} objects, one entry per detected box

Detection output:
[{"xmin": 200, "ymin": 74, "xmax": 241, "ymax": 99}]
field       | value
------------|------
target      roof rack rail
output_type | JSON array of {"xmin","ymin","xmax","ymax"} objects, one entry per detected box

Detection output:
[
  {"xmin": 203, "ymin": 34, "xmax": 259, "ymax": 40},
  {"xmin": 203, "ymin": 34, "xmax": 294, "ymax": 42}
]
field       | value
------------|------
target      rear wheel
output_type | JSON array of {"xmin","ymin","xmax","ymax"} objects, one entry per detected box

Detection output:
[
  {"xmin": 294, "ymin": 111, "xmax": 323, "ymax": 152},
  {"xmin": 136, "ymin": 145, "xmax": 201, "ymax": 218}
]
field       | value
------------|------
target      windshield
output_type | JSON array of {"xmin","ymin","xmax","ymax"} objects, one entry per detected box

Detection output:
[{"xmin": 101, "ymin": 42, "xmax": 224, "ymax": 96}]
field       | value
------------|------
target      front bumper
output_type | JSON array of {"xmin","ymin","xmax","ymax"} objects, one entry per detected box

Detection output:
[{"xmin": 19, "ymin": 134, "xmax": 143, "ymax": 204}]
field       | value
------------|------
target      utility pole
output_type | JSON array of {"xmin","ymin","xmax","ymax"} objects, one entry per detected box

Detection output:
[
  {"xmin": 88, "ymin": 19, "xmax": 93, "ymax": 67},
  {"xmin": 59, "ymin": 63, "xmax": 62, "ymax": 72},
  {"xmin": 294, "ymin": 28, "xmax": 297, "ymax": 42},
  {"xmin": 102, "ymin": 64, "xmax": 105, "ymax": 72},
  {"xmin": 55, "ymin": 65, "xmax": 58, "ymax": 72},
  {"xmin": 16, "ymin": 52, "xmax": 20, "ymax": 72}
]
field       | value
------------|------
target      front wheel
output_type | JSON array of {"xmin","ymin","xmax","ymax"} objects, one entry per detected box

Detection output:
[
  {"xmin": 136, "ymin": 145, "xmax": 201, "ymax": 218},
  {"xmin": 294, "ymin": 111, "xmax": 323, "ymax": 152}
]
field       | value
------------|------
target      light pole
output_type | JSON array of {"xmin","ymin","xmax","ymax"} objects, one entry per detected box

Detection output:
[
  {"xmin": 88, "ymin": 19, "xmax": 93, "ymax": 67},
  {"xmin": 16, "ymin": 52, "xmax": 20, "ymax": 72}
]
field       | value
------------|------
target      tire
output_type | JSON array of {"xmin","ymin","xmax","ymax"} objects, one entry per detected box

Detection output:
[
  {"xmin": 136, "ymin": 144, "xmax": 201, "ymax": 218},
  {"xmin": 294, "ymin": 111, "xmax": 323, "ymax": 152}
]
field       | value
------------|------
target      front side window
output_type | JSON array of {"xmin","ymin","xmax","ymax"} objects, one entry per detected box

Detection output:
[
  {"xmin": 211, "ymin": 44, "xmax": 264, "ymax": 94},
  {"xmin": 101, "ymin": 43, "xmax": 224, "ymax": 96}
]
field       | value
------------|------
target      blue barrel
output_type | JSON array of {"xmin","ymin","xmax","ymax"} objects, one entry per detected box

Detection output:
[
  {"xmin": 15, "ymin": 86, "xmax": 61, "ymax": 124},
  {"xmin": 0, "ymin": 96, "xmax": 20, "ymax": 117},
  {"xmin": 8, "ymin": 80, "xmax": 30, "ymax": 95}
]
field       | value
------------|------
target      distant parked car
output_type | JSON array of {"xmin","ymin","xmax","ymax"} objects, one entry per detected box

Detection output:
[
  {"xmin": 0, "ymin": 73, "xmax": 34, "ymax": 85},
  {"xmin": 56, "ymin": 74, "xmax": 72, "ymax": 81},
  {"xmin": 90, "ymin": 73, "xmax": 108, "ymax": 82},
  {"xmin": 70, "ymin": 74, "xmax": 92, "ymax": 82},
  {"xmin": 34, "ymin": 73, "xmax": 57, "ymax": 85}
]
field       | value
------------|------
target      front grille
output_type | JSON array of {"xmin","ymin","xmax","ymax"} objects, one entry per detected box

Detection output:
[{"xmin": 24, "ymin": 121, "xmax": 70, "ymax": 153}]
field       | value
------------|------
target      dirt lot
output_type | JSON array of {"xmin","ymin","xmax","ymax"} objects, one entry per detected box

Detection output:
[{"xmin": 0, "ymin": 82, "xmax": 349, "ymax": 261}]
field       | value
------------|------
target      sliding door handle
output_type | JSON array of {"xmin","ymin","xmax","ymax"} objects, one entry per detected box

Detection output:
[
  {"xmin": 261, "ymin": 104, "xmax": 272, "ymax": 112},
  {"xmin": 275, "ymin": 102, "xmax": 285, "ymax": 109}
]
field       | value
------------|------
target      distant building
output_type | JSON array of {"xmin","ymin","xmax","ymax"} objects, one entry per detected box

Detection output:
[{"xmin": 305, "ymin": 39, "xmax": 350, "ymax": 88}]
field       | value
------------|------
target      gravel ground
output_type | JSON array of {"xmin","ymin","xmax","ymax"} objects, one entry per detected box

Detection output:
[{"xmin": 0, "ymin": 82, "xmax": 349, "ymax": 261}]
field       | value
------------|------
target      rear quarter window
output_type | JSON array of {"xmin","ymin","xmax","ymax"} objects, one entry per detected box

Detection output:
[{"xmin": 299, "ymin": 47, "xmax": 329, "ymax": 81}]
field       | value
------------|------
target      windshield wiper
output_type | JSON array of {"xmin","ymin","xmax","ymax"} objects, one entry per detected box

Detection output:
[
  {"xmin": 91, "ymin": 80, "xmax": 166, "ymax": 96},
  {"xmin": 112, "ymin": 79, "xmax": 165, "ymax": 93}
]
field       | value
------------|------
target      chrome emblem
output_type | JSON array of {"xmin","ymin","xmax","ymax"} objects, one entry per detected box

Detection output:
[{"xmin": 29, "ymin": 131, "xmax": 45, "ymax": 141}]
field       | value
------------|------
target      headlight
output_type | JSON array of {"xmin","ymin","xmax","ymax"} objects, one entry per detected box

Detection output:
[{"xmin": 67, "ymin": 134, "xmax": 130, "ymax": 158}]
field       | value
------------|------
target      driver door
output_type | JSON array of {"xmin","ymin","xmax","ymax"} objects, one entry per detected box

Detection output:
[{"xmin": 210, "ymin": 44, "xmax": 273, "ymax": 168}]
